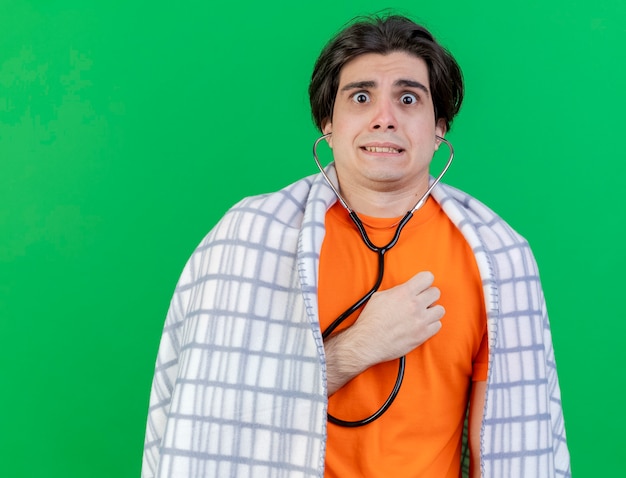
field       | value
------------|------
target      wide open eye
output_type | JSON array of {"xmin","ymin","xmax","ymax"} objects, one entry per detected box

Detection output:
[
  {"xmin": 351, "ymin": 92, "xmax": 370, "ymax": 104},
  {"xmin": 400, "ymin": 93, "xmax": 418, "ymax": 105}
]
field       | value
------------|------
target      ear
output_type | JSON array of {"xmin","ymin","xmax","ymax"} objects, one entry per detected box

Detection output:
[
  {"xmin": 322, "ymin": 119, "xmax": 333, "ymax": 148},
  {"xmin": 434, "ymin": 118, "xmax": 447, "ymax": 151}
]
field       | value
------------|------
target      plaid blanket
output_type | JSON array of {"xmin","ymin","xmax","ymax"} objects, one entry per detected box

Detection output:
[{"xmin": 142, "ymin": 166, "xmax": 570, "ymax": 477}]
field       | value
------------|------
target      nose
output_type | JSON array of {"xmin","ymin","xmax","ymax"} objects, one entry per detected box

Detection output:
[{"xmin": 370, "ymin": 98, "xmax": 397, "ymax": 131}]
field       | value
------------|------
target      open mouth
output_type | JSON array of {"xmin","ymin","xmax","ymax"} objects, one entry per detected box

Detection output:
[{"xmin": 362, "ymin": 146, "xmax": 404, "ymax": 153}]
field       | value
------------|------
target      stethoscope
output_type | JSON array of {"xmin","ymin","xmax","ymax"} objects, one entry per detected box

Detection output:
[{"xmin": 312, "ymin": 133, "xmax": 454, "ymax": 427}]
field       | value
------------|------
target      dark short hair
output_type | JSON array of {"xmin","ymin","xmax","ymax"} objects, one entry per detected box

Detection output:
[{"xmin": 308, "ymin": 15, "xmax": 464, "ymax": 132}]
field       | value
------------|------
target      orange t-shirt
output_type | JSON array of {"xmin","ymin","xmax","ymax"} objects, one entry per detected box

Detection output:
[{"xmin": 319, "ymin": 197, "xmax": 488, "ymax": 478}]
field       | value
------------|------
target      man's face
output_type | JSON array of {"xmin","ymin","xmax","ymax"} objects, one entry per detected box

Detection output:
[{"xmin": 323, "ymin": 51, "xmax": 446, "ymax": 202}]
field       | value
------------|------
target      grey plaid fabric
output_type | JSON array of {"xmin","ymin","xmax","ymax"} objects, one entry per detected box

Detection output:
[{"xmin": 142, "ymin": 166, "xmax": 570, "ymax": 477}]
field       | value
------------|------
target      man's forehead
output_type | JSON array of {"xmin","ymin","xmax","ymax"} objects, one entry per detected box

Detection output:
[{"xmin": 337, "ymin": 51, "xmax": 430, "ymax": 86}]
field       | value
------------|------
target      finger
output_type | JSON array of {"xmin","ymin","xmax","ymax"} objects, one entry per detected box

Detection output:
[
  {"xmin": 405, "ymin": 270, "xmax": 435, "ymax": 292},
  {"xmin": 427, "ymin": 304, "xmax": 445, "ymax": 321},
  {"xmin": 418, "ymin": 319, "xmax": 443, "ymax": 345},
  {"xmin": 427, "ymin": 319, "xmax": 443, "ymax": 337},
  {"xmin": 418, "ymin": 286, "xmax": 441, "ymax": 305}
]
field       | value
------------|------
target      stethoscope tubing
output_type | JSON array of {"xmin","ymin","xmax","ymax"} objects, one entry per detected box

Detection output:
[
  {"xmin": 313, "ymin": 133, "xmax": 455, "ymax": 427},
  {"xmin": 312, "ymin": 133, "xmax": 454, "ymax": 216}
]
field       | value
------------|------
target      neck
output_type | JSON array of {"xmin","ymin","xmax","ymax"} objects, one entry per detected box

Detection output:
[{"xmin": 336, "ymin": 180, "xmax": 430, "ymax": 218}]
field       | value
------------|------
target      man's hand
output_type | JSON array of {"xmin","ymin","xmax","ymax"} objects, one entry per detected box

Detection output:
[{"xmin": 324, "ymin": 271, "xmax": 445, "ymax": 396}]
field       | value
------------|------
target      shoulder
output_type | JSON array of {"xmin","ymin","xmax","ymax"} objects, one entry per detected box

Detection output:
[
  {"xmin": 433, "ymin": 182, "xmax": 529, "ymax": 251},
  {"xmin": 200, "ymin": 173, "xmax": 317, "ymax": 244},
  {"xmin": 173, "ymin": 174, "xmax": 317, "ymax": 292},
  {"xmin": 178, "ymin": 173, "xmax": 319, "ymax": 276},
  {"xmin": 433, "ymin": 182, "xmax": 544, "ymax": 286}
]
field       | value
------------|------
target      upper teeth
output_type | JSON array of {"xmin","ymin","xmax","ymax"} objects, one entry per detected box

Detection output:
[{"xmin": 365, "ymin": 146, "xmax": 400, "ymax": 153}]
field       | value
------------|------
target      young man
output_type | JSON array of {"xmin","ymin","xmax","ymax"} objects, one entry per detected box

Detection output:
[{"xmin": 142, "ymin": 15, "xmax": 570, "ymax": 478}]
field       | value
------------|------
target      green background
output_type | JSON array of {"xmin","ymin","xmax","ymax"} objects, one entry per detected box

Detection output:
[{"xmin": 1, "ymin": 0, "xmax": 624, "ymax": 476}]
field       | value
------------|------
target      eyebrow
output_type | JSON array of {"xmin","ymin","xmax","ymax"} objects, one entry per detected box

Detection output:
[
  {"xmin": 396, "ymin": 79, "xmax": 430, "ymax": 96},
  {"xmin": 340, "ymin": 79, "xmax": 430, "ymax": 96}
]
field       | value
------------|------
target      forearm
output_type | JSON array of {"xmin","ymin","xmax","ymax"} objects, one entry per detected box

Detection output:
[
  {"xmin": 323, "ymin": 326, "xmax": 376, "ymax": 396},
  {"xmin": 469, "ymin": 380, "xmax": 486, "ymax": 478}
]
